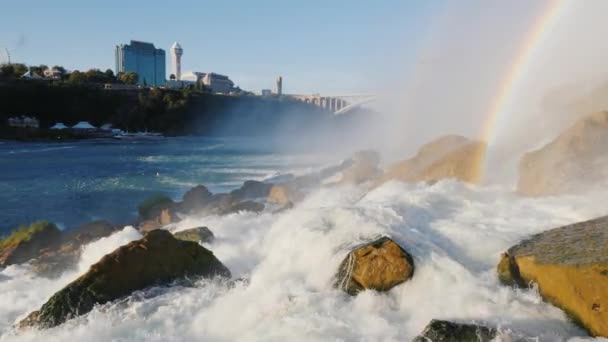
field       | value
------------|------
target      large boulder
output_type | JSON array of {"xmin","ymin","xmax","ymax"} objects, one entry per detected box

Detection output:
[
  {"xmin": 230, "ymin": 180, "xmax": 273, "ymax": 200},
  {"xmin": 180, "ymin": 185, "xmax": 213, "ymax": 213},
  {"xmin": 412, "ymin": 141, "xmax": 486, "ymax": 184},
  {"xmin": 173, "ymin": 227, "xmax": 214, "ymax": 243},
  {"xmin": 338, "ymin": 150, "xmax": 383, "ymax": 184},
  {"xmin": 335, "ymin": 237, "xmax": 414, "ymax": 295},
  {"xmin": 518, "ymin": 111, "xmax": 608, "ymax": 196},
  {"xmin": 0, "ymin": 221, "xmax": 62, "ymax": 267},
  {"xmin": 137, "ymin": 194, "xmax": 179, "ymax": 232},
  {"xmin": 413, "ymin": 320, "xmax": 497, "ymax": 342},
  {"xmin": 497, "ymin": 215, "xmax": 608, "ymax": 337},
  {"xmin": 378, "ymin": 135, "xmax": 486, "ymax": 186},
  {"xmin": 267, "ymin": 184, "xmax": 300, "ymax": 207},
  {"xmin": 137, "ymin": 194, "xmax": 178, "ymax": 222},
  {"xmin": 19, "ymin": 230, "xmax": 230, "ymax": 329}
]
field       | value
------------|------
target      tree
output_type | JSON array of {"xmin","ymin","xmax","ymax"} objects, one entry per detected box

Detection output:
[
  {"xmin": 119, "ymin": 71, "xmax": 138, "ymax": 85},
  {"xmin": 0, "ymin": 64, "xmax": 15, "ymax": 78},
  {"xmin": 52, "ymin": 65, "xmax": 67, "ymax": 76},
  {"xmin": 12, "ymin": 63, "xmax": 28, "ymax": 77},
  {"xmin": 104, "ymin": 69, "xmax": 115, "ymax": 81},
  {"xmin": 68, "ymin": 70, "xmax": 86, "ymax": 84}
]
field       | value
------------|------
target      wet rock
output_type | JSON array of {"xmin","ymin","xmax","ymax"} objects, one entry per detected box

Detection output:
[
  {"xmin": 30, "ymin": 221, "xmax": 119, "ymax": 277},
  {"xmin": 230, "ymin": 180, "xmax": 273, "ymax": 200},
  {"xmin": 338, "ymin": 150, "xmax": 383, "ymax": 184},
  {"xmin": 378, "ymin": 135, "xmax": 486, "ymax": 186},
  {"xmin": 413, "ymin": 320, "xmax": 497, "ymax": 342},
  {"xmin": 174, "ymin": 226, "xmax": 214, "ymax": 243},
  {"xmin": 0, "ymin": 221, "xmax": 62, "ymax": 267},
  {"xmin": 518, "ymin": 111, "xmax": 608, "ymax": 196},
  {"xmin": 180, "ymin": 185, "xmax": 213, "ymax": 213},
  {"xmin": 497, "ymin": 215, "xmax": 608, "ymax": 337},
  {"xmin": 219, "ymin": 200, "xmax": 264, "ymax": 215},
  {"xmin": 335, "ymin": 237, "xmax": 414, "ymax": 295},
  {"xmin": 267, "ymin": 184, "xmax": 299, "ymax": 206},
  {"xmin": 413, "ymin": 141, "xmax": 486, "ymax": 184},
  {"xmin": 137, "ymin": 194, "xmax": 177, "ymax": 222},
  {"xmin": 137, "ymin": 196, "xmax": 179, "ymax": 233},
  {"xmin": 19, "ymin": 230, "xmax": 230, "ymax": 329}
]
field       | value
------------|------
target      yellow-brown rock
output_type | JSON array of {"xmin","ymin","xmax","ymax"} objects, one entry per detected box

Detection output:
[
  {"xmin": 498, "ymin": 215, "xmax": 608, "ymax": 337},
  {"xmin": 335, "ymin": 237, "xmax": 414, "ymax": 295},
  {"xmin": 378, "ymin": 135, "xmax": 486, "ymax": 186},
  {"xmin": 339, "ymin": 150, "xmax": 383, "ymax": 184},
  {"xmin": 267, "ymin": 184, "xmax": 299, "ymax": 206},
  {"xmin": 518, "ymin": 111, "xmax": 608, "ymax": 196}
]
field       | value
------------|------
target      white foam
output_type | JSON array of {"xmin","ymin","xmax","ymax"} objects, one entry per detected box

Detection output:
[
  {"xmin": 0, "ymin": 226, "xmax": 141, "ymax": 335},
  {"xmin": 2, "ymin": 181, "xmax": 607, "ymax": 341}
]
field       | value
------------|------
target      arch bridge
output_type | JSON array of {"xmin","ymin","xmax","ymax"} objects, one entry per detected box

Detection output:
[{"xmin": 288, "ymin": 93, "xmax": 376, "ymax": 115}]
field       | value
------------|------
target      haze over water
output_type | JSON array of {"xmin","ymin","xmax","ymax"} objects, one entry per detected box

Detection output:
[{"xmin": 3, "ymin": 1, "xmax": 608, "ymax": 341}]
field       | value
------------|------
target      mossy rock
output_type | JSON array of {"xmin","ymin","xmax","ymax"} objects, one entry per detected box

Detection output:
[
  {"xmin": 413, "ymin": 320, "xmax": 496, "ymax": 342},
  {"xmin": 335, "ymin": 236, "xmax": 414, "ymax": 295},
  {"xmin": 0, "ymin": 221, "xmax": 61, "ymax": 267},
  {"xmin": 497, "ymin": 215, "xmax": 608, "ymax": 337},
  {"xmin": 19, "ymin": 229, "xmax": 230, "ymax": 329},
  {"xmin": 174, "ymin": 227, "xmax": 214, "ymax": 243}
]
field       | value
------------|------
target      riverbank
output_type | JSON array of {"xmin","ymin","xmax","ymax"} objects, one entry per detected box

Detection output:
[{"xmin": 0, "ymin": 80, "xmax": 332, "ymax": 140}]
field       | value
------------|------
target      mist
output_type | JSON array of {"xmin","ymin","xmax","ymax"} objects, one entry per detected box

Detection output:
[{"xmin": 261, "ymin": 0, "xmax": 608, "ymax": 185}]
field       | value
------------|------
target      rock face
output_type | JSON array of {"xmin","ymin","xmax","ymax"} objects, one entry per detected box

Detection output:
[
  {"xmin": 413, "ymin": 320, "xmax": 497, "ymax": 342},
  {"xmin": 31, "ymin": 221, "xmax": 119, "ymax": 277},
  {"xmin": 230, "ymin": 180, "xmax": 273, "ymax": 200},
  {"xmin": 335, "ymin": 237, "xmax": 414, "ymax": 295},
  {"xmin": 379, "ymin": 135, "xmax": 486, "ymax": 185},
  {"xmin": 180, "ymin": 185, "xmax": 213, "ymax": 213},
  {"xmin": 497, "ymin": 215, "xmax": 608, "ymax": 337},
  {"xmin": 518, "ymin": 111, "xmax": 608, "ymax": 196},
  {"xmin": 19, "ymin": 230, "xmax": 230, "ymax": 329},
  {"xmin": 338, "ymin": 150, "xmax": 383, "ymax": 184},
  {"xmin": 137, "ymin": 194, "xmax": 179, "ymax": 232},
  {"xmin": 173, "ymin": 227, "xmax": 214, "ymax": 243},
  {"xmin": 0, "ymin": 221, "xmax": 62, "ymax": 267}
]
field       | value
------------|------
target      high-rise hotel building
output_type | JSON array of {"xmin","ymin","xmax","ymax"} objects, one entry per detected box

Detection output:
[{"xmin": 115, "ymin": 40, "xmax": 166, "ymax": 86}]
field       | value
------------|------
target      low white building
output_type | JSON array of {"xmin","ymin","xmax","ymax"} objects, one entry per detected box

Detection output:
[{"xmin": 8, "ymin": 116, "xmax": 39, "ymax": 128}]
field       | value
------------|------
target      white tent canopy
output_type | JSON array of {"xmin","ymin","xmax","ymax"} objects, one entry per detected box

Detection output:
[
  {"xmin": 72, "ymin": 121, "xmax": 96, "ymax": 129},
  {"xmin": 50, "ymin": 122, "xmax": 68, "ymax": 130}
]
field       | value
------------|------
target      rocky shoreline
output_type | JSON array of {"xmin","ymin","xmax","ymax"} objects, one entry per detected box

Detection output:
[{"xmin": 2, "ymin": 111, "xmax": 608, "ymax": 339}]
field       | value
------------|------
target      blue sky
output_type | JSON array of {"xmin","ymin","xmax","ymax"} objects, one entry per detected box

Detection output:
[{"xmin": 0, "ymin": 0, "xmax": 441, "ymax": 94}]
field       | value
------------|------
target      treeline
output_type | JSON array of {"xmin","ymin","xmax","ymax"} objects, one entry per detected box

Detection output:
[
  {"xmin": 0, "ymin": 80, "xmax": 192, "ymax": 135},
  {"xmin": 0, "ymin": 79, "xmax": 334, "ymax": 140},
  {"xmin": 0, "ymin": 63, "xmax": 139, "ymax": 85}
]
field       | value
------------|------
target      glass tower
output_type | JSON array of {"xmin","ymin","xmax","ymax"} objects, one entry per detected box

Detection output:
[{"xmin": 115, "ymin": 40, "xmax": 166, "ymax": 86}]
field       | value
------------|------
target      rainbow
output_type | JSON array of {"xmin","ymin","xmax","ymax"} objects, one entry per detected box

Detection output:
[{"xmin": 474, "ymin": 0, "xmax": 567, "ymax": 182}]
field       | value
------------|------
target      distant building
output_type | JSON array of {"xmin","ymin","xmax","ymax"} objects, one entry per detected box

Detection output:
[
  {"xmin": 275, "ymin": 76, "xmax": 282, "ymax": 96},
  {"xmin": 170, "ymin": 42, "xmax": 183, "ymax": 81},
  {"xmin": 8, "ymin": 116, "xmax": 39, "ymax": 128},
  {"xmin": 261, "ymin": 89, "xmax": 272, "ymax": 96},
  {"xmin": 115, "ymin": 40, "xmax": 166, "ymax": 86},
  {"xmin": 181, "ymin": 71, "xmax": 206, "ymax": 84},
  {"xmin": 43, "ymin": 67, "xmax": 63, "ymax": 79},
  {"xmin": 203, "ymin": 73, "xmax": 234, "ymax": 93}
]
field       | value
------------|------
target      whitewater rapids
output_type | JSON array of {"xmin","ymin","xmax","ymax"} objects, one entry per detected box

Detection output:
[{"xmin": 1, "ymin": 180, "xmax": 606, "ymax": 341}]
